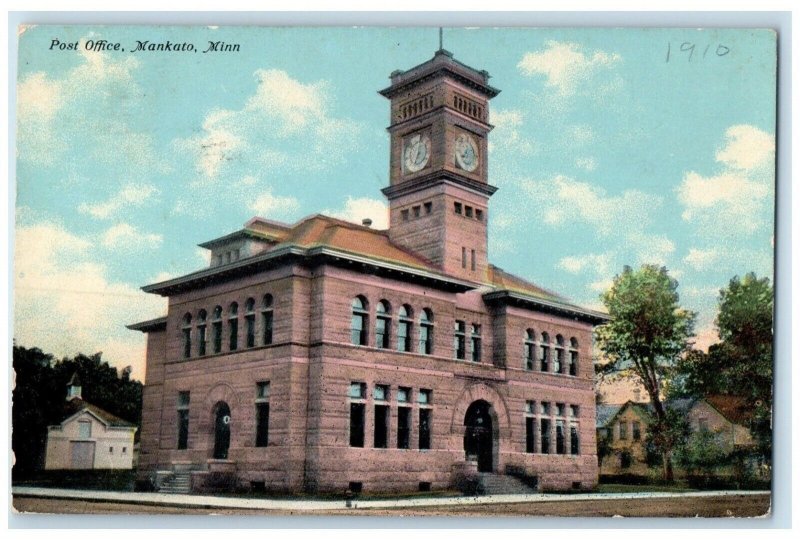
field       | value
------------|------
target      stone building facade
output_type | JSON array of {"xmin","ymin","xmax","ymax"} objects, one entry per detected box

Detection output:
[{"xmin": 130, "ymin": 49, "xmax": 608, "ymax": 494}]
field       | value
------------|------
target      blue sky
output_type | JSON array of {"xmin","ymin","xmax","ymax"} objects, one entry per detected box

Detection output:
[{"xmin": 14, "ymin": 26, "xmax": 776, "ymax": 379}]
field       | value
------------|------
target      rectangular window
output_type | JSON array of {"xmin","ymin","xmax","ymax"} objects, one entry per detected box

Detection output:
[
  {"xmin": 454, "ymin": 202, "xmax": 462, "ymax": 215},
  {"xmin": 198, "ymin": 325, "xmax": 207, "ymax": 356},
  {"xmin": 525, "ymin": 417, "xmax": 535, "ymax": 453},
  {"xmin": 418, "ymin": 389, "xmax": 431, "ymax": 405},
  {"xmin": 570, "ymin": 405, "xmax": 579, "ymax": 418},
  {"xmin": 246, "ymin": 314, "xmax": 256, "ymax": 348},
  {"xmin": 419, "ymin": 408, "xmax": 431, "ymax": 450},
  {"xmin": 257, "ymin": 381, "xmax": 270, "ymax": 399},
  {"xmin": 633, "ymin": 421, "xmax": 642, "ymax": 441},
  {"xmin": 570, "ymin": 423, "xmax": 580, "ymax": 455},
  {"xmin": 122, "ymin": 447, "xmax": 127, "ymax": 454},
  {"xmin": 556, "ymin": 420, "xmax": 566, "ymax": 454},
  {"xmin": 349, "ymin": 382, "xmax": 366, "ymax": 399},
  {"xmin": 349, "ymin": 403, "xmax": 365, "ymax": 448},
  {"xmin": 374, "ymin": 404, "xmax": 389, "ymax": 448},
  {"xmin": 698, "ymin": 417, "xmax": 708, "ymax": 432},
  {"xmin": 351, "ymin": 312, "xmax": 367, "ymax": 345},
  {"xmin": 412, "ymin": 205, "xmax": 421, "ymax": 218},
  {"xmin": 418, "ymin": 323, "xmax": 433, "ymax": 355},
  {"xmin": 256, "ymin": 402, "xmax": 270, "ymax": 447},
  {"xmin": 539, "ymin": 344, "xmax": 549, "ymax": 372},
  {"xmin": 618, "ymin": 421, "xmax": 628, "ymax": 440},
  {"xmin": 182, "ymin": 328, "xmax": 191, "ymax": 359},
  {"xmin": 78, "ymin": 420, "xmax": 92, "ymax": 439},
  {"xmin": 556, "ymin": 403, "xmax": 566, "ymax": 417},
  {"xmin": 397, "ymin": 320, "xmax": 411, "ymax": 352},
  {"xmin": 397, "ymin": 387, "xmax": 410, "ymax": 403},
  {"xmin": 470, "ymin": 249, "xmax": 476, "ymax": 271},
  {"xmin": 475, "ymin": 209, "xmax": 484, "ymax": 221},
  {"xmin": 397, "ymin": 407, "xmax": 411, "ymax": 449},
  {"xmin": 401, "ymin": 209, "xmax": 409, "ymax": 221},
  {"xmin": 229, "ymin": 318, "xmax": 238, "ymax": 351},
  {"xmin": 424, "ymin": 202, "xmax": 432, "ymax": 215},
  {"xmin": 465, "ymin": 206, "xmax": 473, "ymax": 218},
  {"xmin": 212, "ymin": 321, "xmax": 222, "ymax": 353},
  {"xmin": 461, "ymin": 247, "xmax": 467, "ymax": 269},
  {"xmin": 373, "ymin": 384, "xmax": 389, "ymax": 402},
  {"xmin": 177, "ymin": 391, "xmax": 190, "ymax": 450},
  {"xmin": 470, "ymin": 324, "xmax": 481, "ymax": 362},
  {"xmin": 262, "ymin": 311, "xmax": 274, "ymax": 345},
  {"xmin": 454, "ymin": 320, "xmax": 466, "ymax": 359},
  {"xmin": 540, "ymin": 418, "xmax": 551, "ymax": 454},
  {"xmin": 109, "ymin": 447, "xmax": 113, "ymax": 454},
  {"xmin": 540, "ymin": 401, "xmax": 550, "ymax": 416},
  {"xmin": 525, "ymin": 341, "xmax": 535, "ymax": 370},
  {"xmin": 525, "ymin": 400, "xmax": 535, "ymax": 414}
]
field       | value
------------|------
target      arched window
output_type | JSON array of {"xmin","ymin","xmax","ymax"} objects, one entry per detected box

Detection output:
[
  {"xmin": 228, "ymin": 302, "xmax": 239, "ymax": 352},
  {"xmin": 397, "ymin": 305, "xmax": 413, "ymax": 352},
  {"xmin": 181, "ymin": 313, "xmax": 192, "ymax": 359},
  {"xmin": 569, "ymin": 337, "xmax": 579, "ymax": 376},
  {"xmin": 351, "ymin": 296, "xmax": 368, "ymax": 346},
  {"xmin": 524, "ymin": 329, "xmax": 535, "ymax": 371},
  {"xmin": 197, "ymin": 309, "xmax": 208, "ymax": 356},
  {"xmin": 262, "ymin": 294, "xmax": 274, "ymax": 345},
  {"xmin": 554, "ymin": 334, "xmax": 565, "ymax": 374},
  {"xmin": 212, "ymin": 306, "xmax": 223, "ymax": 354},
  {"xmin": 244, "ymin": 298, "xmax": 256, "ymax": 348},
  {"xmin": 418, "ymin": 309, "xmax": 434, "ymax": 355},
  {"xmin": 539, "ymin": 332, "xmax": 550, "ymax": 372},
  {"xmin": 376, "ymin": 300, "xmax": 391, "ymax": 349}
]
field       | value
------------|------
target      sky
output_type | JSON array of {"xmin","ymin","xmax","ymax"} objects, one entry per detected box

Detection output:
[{"xmin": 13, "ymin": 26, "xmax": 776, "ymax": 381}]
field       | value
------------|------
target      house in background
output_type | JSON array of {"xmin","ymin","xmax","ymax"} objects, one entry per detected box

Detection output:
[
  {"xmin": 44, "ymin": 374, "xmax": 138, "ymax": 470},
  {"xmin": 596, "ymin": 395, "xmax": 756, "ymax": 480}
]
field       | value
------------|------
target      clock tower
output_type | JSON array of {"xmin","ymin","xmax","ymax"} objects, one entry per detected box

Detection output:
[{"xmin": 380, "ymin": 49, "xmax": 499, "ymax": 281}]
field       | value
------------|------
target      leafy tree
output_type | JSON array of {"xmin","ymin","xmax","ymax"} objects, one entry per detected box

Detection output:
[
  {"xmin": 676, "ymin": 429, "xmax": 730, "ymax": 478},
  {"xmin": 596, "ymin": 265, "xmax": 696, "ymax": 481},
  {"xmin": 675, "ymin": 273, "xmax": 773, "ymax": 462}
]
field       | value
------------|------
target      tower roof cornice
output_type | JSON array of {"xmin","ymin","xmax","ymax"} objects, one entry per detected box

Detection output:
[{"xmin": 379, "ymin": 49, "xmax": 500, "ymax": 99}]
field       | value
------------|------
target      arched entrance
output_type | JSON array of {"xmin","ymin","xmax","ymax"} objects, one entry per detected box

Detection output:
[
  {"xmin": 213, "ymin": 402, "xmax": 231, "ymax": 459},
  {"xmin": 464, "ymin": 400, "xmax": 494, "ymax": 472}
]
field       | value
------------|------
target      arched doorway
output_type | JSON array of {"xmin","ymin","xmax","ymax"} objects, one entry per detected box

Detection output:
[
  {"xmin": 464, "ymin": 400, "xmax": 494, "ymax": 472},
  {"xmin": 213, "ymin": 402, "xmax": 231, "ymax": 459}
]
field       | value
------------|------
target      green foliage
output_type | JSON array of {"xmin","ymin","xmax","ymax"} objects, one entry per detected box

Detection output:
[
  {"xmin": 674, "ymin": 273, "xmax": 773, "ymax": 462},
  {"xmin": 676, "ymin": 429, "xmax": 730, "ymax": 477},
  {"xmin": 596, "ymin": 265, "xmax": 696, "ymax": 480},
  {"xmin": 12, "ymin": 345, "xmax": 143, "ymax": 476}
]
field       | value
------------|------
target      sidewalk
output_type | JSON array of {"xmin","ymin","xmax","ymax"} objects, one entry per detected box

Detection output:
[{"xmin": 11, "ymin": 486, "xmax": 771, "ymax": 512}]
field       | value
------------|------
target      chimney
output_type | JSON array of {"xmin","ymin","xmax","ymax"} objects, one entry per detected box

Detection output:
[{"xmin": 362, "ymin": 218, "xmax": 373, "ymax": 228}]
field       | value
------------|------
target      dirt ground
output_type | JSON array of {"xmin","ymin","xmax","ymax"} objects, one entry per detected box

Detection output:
[{"xmin": 12, "ymin": 494, "xmax": 771, "ymax": 518}]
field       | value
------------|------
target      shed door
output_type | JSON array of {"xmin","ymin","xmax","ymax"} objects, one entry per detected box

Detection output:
[{"xmin": 70, "ymin": 441, "xmax": 95, "ymax": 469}]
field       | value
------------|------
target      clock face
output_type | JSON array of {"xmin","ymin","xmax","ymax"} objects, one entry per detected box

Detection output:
[
  {"xmin": 403, "ymin": 133, "xmax": 431, "ymax": 174},
  {"xmin": 454, "ymin": 133, "xmax": 479, "ymax": 172}
]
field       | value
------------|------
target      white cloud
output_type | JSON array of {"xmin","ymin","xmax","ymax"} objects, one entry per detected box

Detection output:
[
  {"xmin": 677, "ymin": 125, "xmax": 774, "ymax": 236},
  {"xmin": 558, "ymin": 252, "xmax": 613, "ymax": 275},
  {"xmin": 575, "ymin": 157, "xmax": 596, "ymax": 171},
  {"xmin": 16, "ymin": 37, "xmax": 159, "ymax": 169},
  {"xmin": 523, "ymin": 174, "xmax": 662, "ymax": 236},
  {"xmin": 518, "ymin": 41, "xmax": 621, "ymax": 95},
  {"xmin": 629, "ymin": 233, "xmax": 676, "ymax": 266},
  {"xmin": 683, "ymin": 248, "xmax": 722, "ymax": 271},
  {"xmin": 325, "ymin": 197, "xmax": 389, "ymax": 230},
  {"xmin": 176, "ymin": 69, "xmax": 360, "ymax": 185},
  {"xmin": 14, "ymin": 222, "xmax": 164, "ymax": 380},
  {"xmin": 715, "ymin": 124, "xmax": 775, "ymax": 172},
  {"xmin": 488, "ymin": 109, "xmax": 537, "ymax": 156},
  {"xmin": 78, "ymin": 184, "xmax": 159, "ymax": 219},
  {"xmin": 248, "ymin": 188, "xmax": 301, "ymax": 216},
  {"xmin": 101, "ymin": 223, "xmax": 163, "ymax": 250}
]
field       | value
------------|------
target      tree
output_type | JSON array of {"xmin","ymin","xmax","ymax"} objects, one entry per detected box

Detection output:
[
  {"xmin": 675, "ymin": 273, "xmax": 773, "ymax": 462},
  {"xmin": 596, "ymin": 265, "xmax": 696, "ymax": 481}
]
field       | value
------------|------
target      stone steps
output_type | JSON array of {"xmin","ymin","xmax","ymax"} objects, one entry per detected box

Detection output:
[
  {"xmin": 478, "ymin": 473, "xmax": 538, "ymax": 495},
  {"xmin": 159, "ymin": 472, "xmax": 192, "ymax": 494}
]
